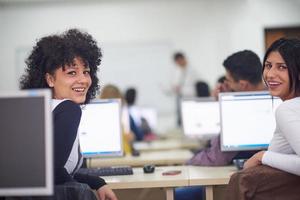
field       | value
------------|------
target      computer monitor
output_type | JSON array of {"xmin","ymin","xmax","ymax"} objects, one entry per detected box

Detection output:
[
  {"xmin": 0, "ymin": 89, "xmax": 53, "ymax": 196},
  {"xmin": 181, "ymin": 97, "xmax": 220, "ymax": 138},
  {"xmin": 78, "ymin": 99, "xmax": 123, "ymax": 158},
  {"xmin": 219, "ymin": 91, "xmax": 282, "ymax": 151}
]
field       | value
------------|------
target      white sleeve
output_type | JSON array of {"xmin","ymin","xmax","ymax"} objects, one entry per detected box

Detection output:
[
  {"xmin": 262, "ymin": 151, "xmax": 300, "ymax": 176},
  {"xmin": 262, "ymin": 102, "xmax": 300, "ymax": 176}
]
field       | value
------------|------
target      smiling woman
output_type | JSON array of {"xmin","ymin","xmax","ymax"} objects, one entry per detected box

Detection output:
[
  {"xmin": 19, "ymin": 29, "xmax": 117, "ymax": 200},
  {"xmin": 226, "ymin": 38, "xmax": 300, "ymax": 200}
]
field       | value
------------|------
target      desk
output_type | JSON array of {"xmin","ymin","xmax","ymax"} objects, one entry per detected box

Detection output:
[
  {"xmin": 105, "ymin": 166, "xmax": 189, "ymax": 200},
  {"xmin": 90, "ymin": 149, "xmax": 193, "ymax": 168},
  {"xmin": 188, "ymin": 166, "xmax": 236, "ymax": 200},
  {"xmin": 133, "ymin": 139, "xmax": 203, "ymax": 152},
  {"xmin": 104, "ymin": 165, "xmax": 236, "ymax": 200}
]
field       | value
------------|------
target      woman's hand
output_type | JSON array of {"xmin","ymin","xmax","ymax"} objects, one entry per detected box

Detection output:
[
  {"xmin": 97, "ymin": 185, "xmax": 118, "ymax": 200},
  {"xmin": 244, "ymin": 151, "xmax": 265, "ymax": 169}
]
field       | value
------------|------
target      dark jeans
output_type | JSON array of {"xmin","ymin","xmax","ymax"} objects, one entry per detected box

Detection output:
[{"xmin": 175, "ymin": 186, "xmax": 205, "ymax": 200}]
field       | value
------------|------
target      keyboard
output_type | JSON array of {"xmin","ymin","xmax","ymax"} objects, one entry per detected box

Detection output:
[{"xmin": 77, "ymin": 166, "xmax": 133, "ymax": 176}]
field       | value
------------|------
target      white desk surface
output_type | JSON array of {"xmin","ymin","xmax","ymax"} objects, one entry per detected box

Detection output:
[
  {"xmin": 104, "ymin": 165, "xmax": 237, "ymax": 200},
  {"xmin": 105, "ymin": 166, "xmax": 189, "ymax": 189},
  {"xmin": 133, "ymin": 139, "xmax": 202, "ymax": 152},
  {"xmin": 90, "ymin": 149, "xmax": 193, "ymax": 168},
  {"xmin": 188, "ymin": 165, "xmax": 236, "ymax": 185}
]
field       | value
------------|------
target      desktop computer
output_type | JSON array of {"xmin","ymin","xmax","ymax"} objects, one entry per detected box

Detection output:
[
  {"xmin": 77, "ymin": 99, "xmax": 133, "ymax": 176},
  {"xmin": 181, "ymin": 97, "xmax": 220, "ymax": 139},
  {"xmin": 78, "ymin": 99, "xmax": 123, "ymax": 158},
  {"xmin": 219, "ymin": 91, "xmax": 282, "ymax": 151},
  {"xmin": 0, "ymin": 90, "xmax": 53, "ymax": 196}
]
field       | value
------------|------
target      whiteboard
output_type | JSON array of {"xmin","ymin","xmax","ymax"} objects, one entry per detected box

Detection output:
[{"xmin": 100, "ymin": 41, "xmax": 175, "ymax": 114}]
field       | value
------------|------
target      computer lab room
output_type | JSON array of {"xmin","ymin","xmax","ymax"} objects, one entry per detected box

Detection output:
[{"xmin": 1, "ymin": 0, "xmax": 300, "ymax": 200}]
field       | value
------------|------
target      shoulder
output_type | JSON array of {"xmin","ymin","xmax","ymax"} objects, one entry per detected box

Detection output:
[
  {"xmin": 276, "ymin": 97, "xmax": 300, "ymax": 116},
  {"xmin": 275, "ymin": 97, "xmax": 300, "ymax": 124},
  {"xmin": 53, "ymin": 100, "xmax": 81, "ymax": 117}
]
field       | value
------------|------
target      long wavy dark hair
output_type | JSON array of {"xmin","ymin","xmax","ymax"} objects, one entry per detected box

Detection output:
[{"xmin": 20, "ymin": 28, "xmax": 101, "ymax": 103}]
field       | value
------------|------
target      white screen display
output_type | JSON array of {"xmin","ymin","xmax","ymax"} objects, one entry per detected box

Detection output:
[
  {"xmin": 78, "ymin": 99, "xmax": 123, "ymax": 157},
  {"xmin": 220, "ymin": 92, "xmax": 282, "ymax": 151},
  {"xmin": 181, "ymin": 99, "xmax": 220, "ymax": 138}
]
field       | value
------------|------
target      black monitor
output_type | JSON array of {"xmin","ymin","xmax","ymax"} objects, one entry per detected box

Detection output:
[{"xmin": 0, "ymin": 90, "xmax": 53, "ymax": 196}]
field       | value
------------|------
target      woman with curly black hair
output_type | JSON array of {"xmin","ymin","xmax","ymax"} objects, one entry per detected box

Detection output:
[{"xmin": 20, "ymin": 29, "xmax": 117, "ymax": 200}]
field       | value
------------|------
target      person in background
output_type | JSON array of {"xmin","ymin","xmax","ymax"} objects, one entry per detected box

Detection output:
[
  {"xmin": 195, "ymin": 81, "xmax": 210, "ymax": 97},
  {"xmin": 99, "ymin": 84, "xmax": 136, "ymax": 154},
  {"xmin": 171, "ymin": 52, "xmax": 199, "ymax": 126},
  {"xmin": 175, "ymin": 50, "xmax": 265, "ymax": 200},
  {"xmin": 211, "ymin": 75, "xmax": 231, "ymax": 100},
  {"xmin": 226, "ymin": 38, "xmax": 300, "ymax": 200},
  {"xmin": 125, "ymin": 87, "xmax": 157, "ymax": 141},
  {"xmin": 19, "ymin": 29, "xmax": 117, "ymax": 200}
]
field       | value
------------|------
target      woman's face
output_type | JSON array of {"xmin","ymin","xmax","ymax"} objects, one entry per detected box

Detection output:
[
  {"xmin": 46, "ymin": 57, "xmax": 92, "ymax": 104},
  {"xmin": 263, "ymin": 51, "xmax": 293, "ymax": 100}
]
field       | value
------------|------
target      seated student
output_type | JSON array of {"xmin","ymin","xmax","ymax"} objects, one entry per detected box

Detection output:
[
  {"xmin": 226, "ymin": 38, "xmax": 300, "ymax": 200},
  {"xmin": 19, "ymin": 29, "xmax": 117, "ymax": 200},
  {"xmin": 101, "ymin": 85, "xmax": 144, "ymax": 141},
  {"xmin": 211, "ymin": 75, "xmax": 231, "ymax": 100},
  {"xmin": 125, "ymin": 87, "xmax": 157, "ymax": 141},
  {"xmin": 195, "ymin": 81, "xmax": 210, "ymax": 97},
  {"xmin": 175, "ymin": 50, "xmax": 265, "ymax": 200},
  {"xmin": 99, "ymin": 84, "xmax": 137, "ymax": 154}
]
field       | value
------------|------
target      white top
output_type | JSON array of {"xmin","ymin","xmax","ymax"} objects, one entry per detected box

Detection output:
[
  {"xmin": 262, "ymin": 97, "xmax": 300, "ymax": 176},
  {"xmin": 171, "ymin": 65, "xmax": 199, "ymax": 97}
]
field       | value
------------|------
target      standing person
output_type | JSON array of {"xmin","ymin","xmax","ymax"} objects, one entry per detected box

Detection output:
[
  {"xmin": 226, "ymin": 38, "xmax": 300, "ymax": 200},
  {"xmin": 172, "ymin": 52, "xmax": 199, "ymax": 126},
  {"xmin": 20, "ymin": 29, "xmax": 117, "ymax": 200},
  {"xmin": 175, "ymin": 50, "xmax": 265, "ymax": 200}
]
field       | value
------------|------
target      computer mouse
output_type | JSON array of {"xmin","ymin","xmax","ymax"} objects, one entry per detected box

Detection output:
[
  {"xmin": 233, "ymin": 159, "xmax": 247, "ymax": 170},
  {"xmin": 143, "ymin": 164, "xmax": 155, "ymax": 173}
]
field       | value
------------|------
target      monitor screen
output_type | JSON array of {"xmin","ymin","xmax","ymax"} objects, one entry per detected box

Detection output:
[
  {"xmin": 0, "ymin": 90, "xmax": 53, "ymax": 196},
  {"xmin": 181, "ymin": 97, "xmax": 220, "ymax": 138},
  {"xmin": 78, "ymin": 99, "xmax": 123, "ymax": 158},
  {"xmin": 219, "ymin": 91, "xmax": 282, "ymax": 151}
]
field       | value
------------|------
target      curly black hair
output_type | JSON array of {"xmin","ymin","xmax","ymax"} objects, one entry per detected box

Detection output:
[{"xmin": 20, "ymin": 28, "xmax": 101, "ymax": 103}]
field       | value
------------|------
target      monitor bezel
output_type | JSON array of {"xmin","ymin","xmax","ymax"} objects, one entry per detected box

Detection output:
[
  {"xmin": 219, "ymin": 91, "xmax": 277, "ymax": 152},
  {"xmin": 0, "ymin": 89, "xmax": 53, "ymax": 196},
  {"xmin": 79, "ymin": 98, "xmax": 124, "ymax": 158}
]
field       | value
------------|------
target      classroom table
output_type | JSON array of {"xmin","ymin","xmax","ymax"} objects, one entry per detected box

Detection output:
[
  {"xmin": 133, "ymin": 138, "xmax": 203, "ymax": 152},
  {"xmin": 103, "ymin": 165, "xmax": 236, "ymax": 200},
  {"xmin": 89, "ymin": 149, "xmax": 193, "ymax": 168},
  {"xmin": 188, "ymin": 166, "xmax": 236, "ymax": 200},
  {"xmin": 105, "ymin": 166, "xmax": 189, "ymax": 200}
]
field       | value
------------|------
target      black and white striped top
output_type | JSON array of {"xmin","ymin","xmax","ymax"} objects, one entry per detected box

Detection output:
[{"xmin": 52, "ymin": 99, "xmax": 106, "ymax": 190}]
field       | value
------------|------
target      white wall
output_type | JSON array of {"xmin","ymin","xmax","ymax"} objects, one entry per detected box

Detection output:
[{"xmin": 0, "ymin": 0, "xmax": 299, "ymax": 131}]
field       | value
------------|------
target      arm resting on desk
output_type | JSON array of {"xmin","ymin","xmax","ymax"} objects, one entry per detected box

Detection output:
[{"xmin": 186, "ymin": 136, "xmax": 237, "ymax": 166}]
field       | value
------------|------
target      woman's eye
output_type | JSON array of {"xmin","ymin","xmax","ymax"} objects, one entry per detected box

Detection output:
[
  {"xmin": 84, "ymin": 70, "xmax": 90, "ymax": 75},
  {"xmin": 278, "ymin": 65, "xmax": 287, "ymax": 70},
  {"xmin": 264, "ymin": 63, "xmax": 272, "ymax": 69},
  {"xmin": 67, "ymin": 71, "xmax": 76, "ymax": 75}
]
